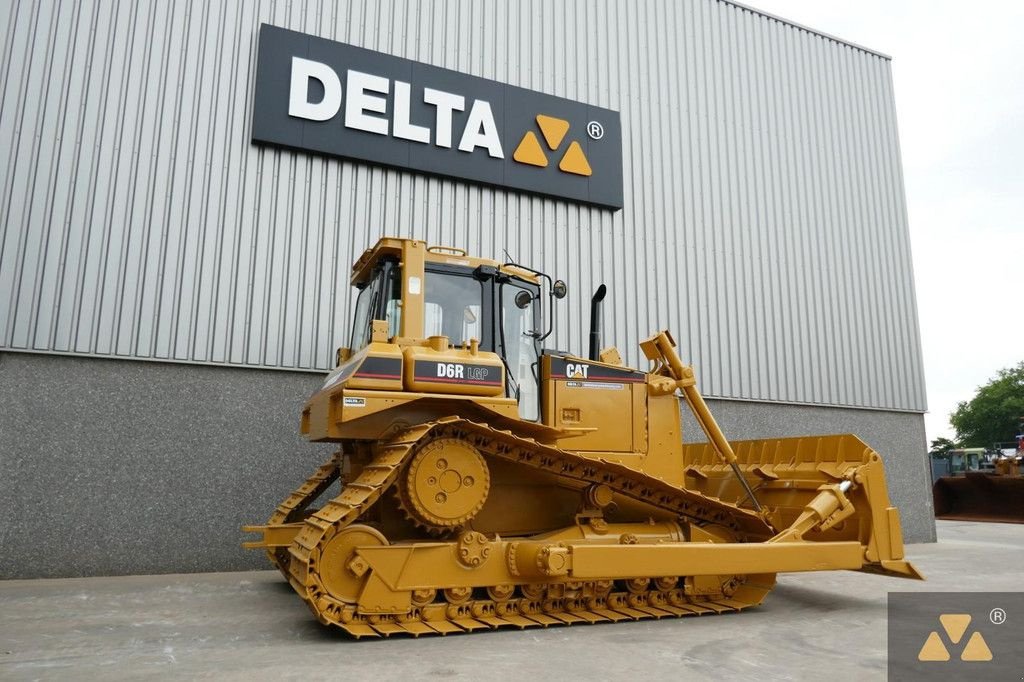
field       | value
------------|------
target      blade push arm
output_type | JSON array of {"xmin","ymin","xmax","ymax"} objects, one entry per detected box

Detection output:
[{"xmin": 640, "ymin": 330, "xmax": 765, "ymax": 514}]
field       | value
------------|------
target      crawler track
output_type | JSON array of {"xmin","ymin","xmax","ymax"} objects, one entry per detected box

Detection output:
[
  {"xmin": 270, "ymin": 417, "xmax": 777, "ymax": 636},
  {"xmin": 262, "ymin": 453, "xmax": 342, "ymax": 577}
]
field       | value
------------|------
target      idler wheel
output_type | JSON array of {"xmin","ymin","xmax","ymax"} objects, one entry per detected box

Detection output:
[
  {"xmin": 318, "ymin": 525, "xmax": 388, "ymax": 603},
  {"xmin": 399, "ymin": 438, "xmax": 490, "ymax": 530}
]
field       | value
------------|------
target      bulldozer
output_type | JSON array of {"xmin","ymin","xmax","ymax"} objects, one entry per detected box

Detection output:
[
  {"xmin": 932, "ymin": 442, "xmax": 1024, "ymax": 523},
  {"xmin": 243, "ymin": 237, "xmax": 922, "ymax": 638}
]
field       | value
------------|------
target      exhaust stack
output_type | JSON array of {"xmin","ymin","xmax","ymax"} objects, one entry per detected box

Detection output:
[{"xmin": 589, "ymin": 284, "xmax": 607, "ymax": 361}]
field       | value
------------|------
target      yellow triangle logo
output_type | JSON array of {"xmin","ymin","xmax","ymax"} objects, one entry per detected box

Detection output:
[
  {"xmin": 961, "ymin": 632, "xmax": 993, "ymax": 661},
  {"xmin": 558, "ymin": 141, "xmax": 592, "ymax": 176},
  {"xmin": 513, "ymin": 117, "xmax": 595, "ymax": 177},
  {"xmin": 536, "ymin": 115, "xmax": 570, "ymax": 150},
  {"xmin": 917, "ymin": 631, "xmax": 950, "ymax": 661},
  {"xmin": 512, "ymin": 131, "xmax": 548, "ymax": 167},
  {"xmin": 938, "ymin": 614, "xmax": 971, "ymax": 644}
]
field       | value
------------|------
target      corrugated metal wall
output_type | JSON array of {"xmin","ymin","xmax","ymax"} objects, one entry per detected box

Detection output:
[{"xmin": 0, "ymin": 0, "xmax": 926, "ymax": 412}]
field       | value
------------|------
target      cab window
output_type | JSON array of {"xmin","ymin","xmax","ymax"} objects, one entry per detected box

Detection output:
[
  {"xmin": 349, "ymin": 259, "xmax": 401, "ymax": 350},
  {"xmin": 424, "ymin": 270, "xmax": 483, "ymax": 345},
  {"xmin": 349, "ymin": 278, "xmax": 380, "ymax": 351}
]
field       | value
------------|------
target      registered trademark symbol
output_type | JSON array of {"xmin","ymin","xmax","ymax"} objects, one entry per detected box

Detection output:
[
  {"xmin": 587, "ymin": 121, "xmax": 604, "ymax": 140},
  {"xmin": 990, "ymin": 607, "xmax": 1006, "ymax": 624}
]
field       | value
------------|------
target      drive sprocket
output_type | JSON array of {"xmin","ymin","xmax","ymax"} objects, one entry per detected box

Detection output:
[{"xmin": 397, "ymin": 437, "xmax": 490, "ymax": 533}]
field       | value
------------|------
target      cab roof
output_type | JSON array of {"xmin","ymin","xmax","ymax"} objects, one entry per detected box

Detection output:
[{"xmin": 350, "ymin": 237, "xmax": 541, "ymax": 286}]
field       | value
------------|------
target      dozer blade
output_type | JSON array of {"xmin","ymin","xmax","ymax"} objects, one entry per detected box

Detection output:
[
  {"xmin": 640, "ymin": 330, "xmax": 920, "ymax": 579},
  {"xmin": 682, "ymin": 433, "xmax": 923, "ymax": 580},
  {"xmin": 933, "ymin": 473, "xmax": 1024, "ymax": 523}
]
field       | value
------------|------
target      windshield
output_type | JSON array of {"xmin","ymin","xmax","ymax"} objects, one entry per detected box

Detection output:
[
  {"xmin": 500, "ymin": 279, "xmax": 541, "ymax": 420},
  {"xmin": 424, "ymin": 270, "xmax": 483, "ymax": 344}
]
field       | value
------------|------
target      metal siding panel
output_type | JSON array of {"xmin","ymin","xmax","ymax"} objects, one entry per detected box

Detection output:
[
  {"xmin": 861, "ymin": 47, "xmax": 891, "ymax": 408},
  {"xmin": 744, "ymin": 10, "xmax": 767, "ymax": 400},
  {"xmin": 761, "ymin": 17, "xmax": 785, "ymax": 402},
  {"xmin": 25, "ymin": 2, "xmax": 68, "ymax": 352},
  {"xmin": 0, "ymin": 0, "xmax": 926, "ymax": 411},
  {"xmin": 848, "ymin": 46, "xmax": 886, "ymax": 409},
  {"xmin": 39, "ymin": 1, "xmax": 82, "ymax": 352},
  {"xmin": 807, "ymin": 34, "xmax": 837, "ymax": 407},
  {"xmin": 832, "ymin": 45, "xmax": 864, "ymax": 406},
  {"xmin": 3, "ymin": 1, "xmax": 47, "ymax": 349},
  {"xmin": 826, "ymin": 41, "xmax": 856, "ymax": 406},
  {"xmin": 878, "ymin": 60, "xmax": 926, "ymax": 409}
]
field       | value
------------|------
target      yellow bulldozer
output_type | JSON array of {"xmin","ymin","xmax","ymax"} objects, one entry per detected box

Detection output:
[{"xmin": 244, "ymin": 237, "xmax": 922, "ymax": 638}]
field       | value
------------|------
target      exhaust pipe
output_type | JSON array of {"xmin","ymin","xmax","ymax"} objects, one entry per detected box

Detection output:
[{"xmin": 589, "ymin": 284, "xmax": 607, "ymax": 361}]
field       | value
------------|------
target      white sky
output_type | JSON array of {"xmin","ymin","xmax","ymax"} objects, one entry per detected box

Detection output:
[{"xmin": 745, "ymin": 0, "xmax": 1024, "ymax": 444}]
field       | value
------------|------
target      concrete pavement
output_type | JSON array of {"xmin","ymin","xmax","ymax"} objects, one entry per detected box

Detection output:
[{"xmin": 1, "ymin": 520, "xmax": 1020, "ymax": 681}]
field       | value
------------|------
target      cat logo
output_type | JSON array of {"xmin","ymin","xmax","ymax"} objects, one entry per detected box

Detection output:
[
  {"xmin": 564, "ymin": 362, "xmax": 589, "ymax": 379},
  {"xmin": 917, "ymin": 614, "xmax": 992, "ymax": 662},
  {"xmin": 513, "ymin": 115, "xmax": 592, "ymax": 176}
]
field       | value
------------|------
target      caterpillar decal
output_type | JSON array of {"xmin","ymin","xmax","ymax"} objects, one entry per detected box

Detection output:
[{"xmin": 548, "ymin": 355, "xmax": 645, "ymax": 383}]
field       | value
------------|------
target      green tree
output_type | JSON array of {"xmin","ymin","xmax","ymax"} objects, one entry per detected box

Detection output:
[
  {"xmin": 928, "ymin": 436, "xmax": 958, "ymax": 456},
  {"xmin": 949, "ymin": 363, "xmax": 1024, "ymax": 448}
]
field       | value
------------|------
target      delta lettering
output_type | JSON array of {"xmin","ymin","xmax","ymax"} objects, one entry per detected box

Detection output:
[{"xmin": 288, "ymin": 58, "xmax": 504, "ymax": 158}]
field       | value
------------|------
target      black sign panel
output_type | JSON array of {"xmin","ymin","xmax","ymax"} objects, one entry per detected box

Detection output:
[
  {"xmin": 352, "ymin": 357, "xmax": 402, "ymax": 380},
  {"xmin": 548, "ymin": 356, "xmax": 646, "ymax": 383},
  {"xmin": 414, "ymin": 360, "xmax": 503, "ymax": 387},
  {"xmin": 251, "ymin": 24, "xmax": 624, "ymax": 210}
]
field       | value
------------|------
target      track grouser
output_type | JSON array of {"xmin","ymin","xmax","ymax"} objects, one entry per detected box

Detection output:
[{"xmin": 244, "ymin": 237, "xmax": 922, "ymax": 638}]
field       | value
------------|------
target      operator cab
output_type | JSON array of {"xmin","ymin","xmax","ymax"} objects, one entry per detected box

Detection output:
[{"xmin": 344, "ymin": 241, "xmax": 557, "ymax": 422}]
